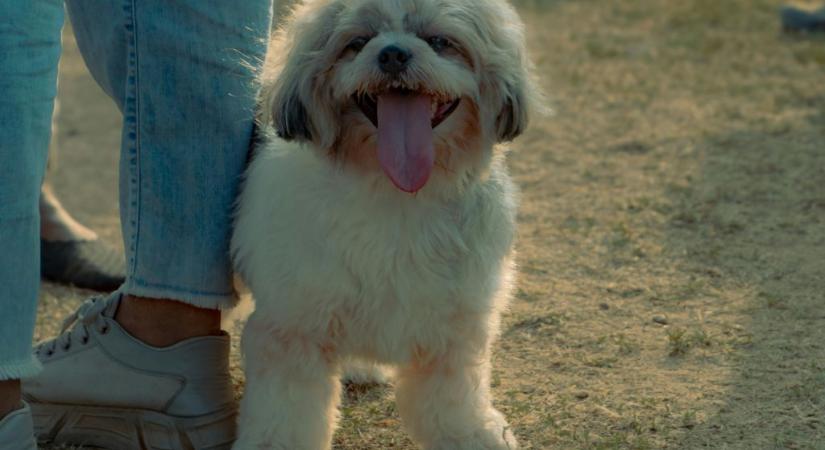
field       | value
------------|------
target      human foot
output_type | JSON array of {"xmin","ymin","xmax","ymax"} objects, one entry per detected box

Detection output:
[
  {"xmin": 781, "ymin": 5, "xmax": 825, "ymax": 32},
  {"xmin": 41, "ymin": 239, "xmax": 126, "ymax": 291},
  {"xmin": 40, "ymin": 184, "xmax": 126, "ymax": 291},
  {"xmin": 40, "ymin": 183, "xmax": 98, "ymax": 242},
  {"xmin": 23, "ymin": 293, "xmax": 237, "ymax": 450}
]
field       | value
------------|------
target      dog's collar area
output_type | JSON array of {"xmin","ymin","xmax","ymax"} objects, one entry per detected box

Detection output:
[{"xmin": 353, "ymin": 91, "xmax": 460, "ymax": 129}]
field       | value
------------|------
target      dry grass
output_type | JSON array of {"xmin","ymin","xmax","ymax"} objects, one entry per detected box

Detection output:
[{"xmin": 40, "ymin": 0, "xmax": 825, "ymax": 448}]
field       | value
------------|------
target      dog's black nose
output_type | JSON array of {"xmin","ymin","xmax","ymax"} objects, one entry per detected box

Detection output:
[{"xmin": 378, "ymin": 45, "xmax": 412, "ymax": 75}]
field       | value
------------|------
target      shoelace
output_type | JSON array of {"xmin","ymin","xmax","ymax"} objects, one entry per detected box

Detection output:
[{"xmin": 36, "ymin": 296, "xmax": 111, "ymax": 357}]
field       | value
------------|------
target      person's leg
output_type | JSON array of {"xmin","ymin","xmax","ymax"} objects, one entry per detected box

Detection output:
[
  {"xmin": 69, "ymin": 0, "xmax": 272, "ymax": 334},
  {"xmin": 0, "ymin": 0, "xmax": 64, "ymax": 420},
  {"xmin": 23, "ymin": 1, "xmax": 272, "ymax": 447}
]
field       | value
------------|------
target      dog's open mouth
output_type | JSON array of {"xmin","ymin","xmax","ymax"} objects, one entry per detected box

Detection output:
[
  {"xmin": 353, "ymin": 89, "xmax": 460, "ymax": 194},
  {"xmin": 354, "ymin": 89, "xmax": 461, "ymax": 130}
]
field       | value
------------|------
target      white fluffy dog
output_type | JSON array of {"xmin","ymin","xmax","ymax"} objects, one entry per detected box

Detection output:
[{"xmin": 231, "ymin": 0, "xmax": 536, "ymax": 448}]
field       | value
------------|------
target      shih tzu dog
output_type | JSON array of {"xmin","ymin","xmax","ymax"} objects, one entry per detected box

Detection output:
[{"xmin": 231, "ymin": 0, "xmax": 537, "ymax": 448}]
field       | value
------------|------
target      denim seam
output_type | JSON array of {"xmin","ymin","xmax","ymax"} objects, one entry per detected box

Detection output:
[
  {"xmin": 123, "ymin": 0, "xmax": 142, "ymax": 277},
  {"xmin": 129, "ymin": 276, "xmax": 235, "ymax": 298}
]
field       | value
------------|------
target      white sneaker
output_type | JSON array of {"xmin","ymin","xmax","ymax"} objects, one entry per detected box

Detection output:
[
  {"xmin": 23, "ymin": 293, "xmax": 237, "ymax": 450},
  {"xmin": 0, "ymin": 402, "xmax": 37, "ymax": 450}
]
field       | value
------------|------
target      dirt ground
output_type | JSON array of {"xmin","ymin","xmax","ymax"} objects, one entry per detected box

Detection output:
[{"xmin": 40, "ymin": 0, "xmax": 825, "ymax": 448}]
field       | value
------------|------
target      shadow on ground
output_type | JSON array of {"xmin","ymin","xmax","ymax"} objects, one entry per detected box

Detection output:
[{"xmin": 664, "ymin": 124, "xmax": 825, "ymax": 448}]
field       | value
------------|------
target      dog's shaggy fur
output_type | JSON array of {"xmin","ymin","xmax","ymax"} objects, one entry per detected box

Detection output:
[{"xmin": 231, "ymin": 0, "xmax": 536, "ymax": 448}]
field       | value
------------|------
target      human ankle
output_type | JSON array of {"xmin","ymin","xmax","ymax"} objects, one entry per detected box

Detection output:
[
  {"xmin": 0, "ymin": 380, "xmax": 22, "ymax": 420},
  {"xmin": 115, "ymin": 295, "xmax": 223, "ymax": 348}
]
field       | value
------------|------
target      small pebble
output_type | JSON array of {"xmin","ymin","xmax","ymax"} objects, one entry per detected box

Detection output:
[
  {"xmin": 574, "ymin": 391, "xmax": 589, "ymax": 400},
  {"xmin": 653, "ymin": 315, "xmax": 668, "ymax": 325}
]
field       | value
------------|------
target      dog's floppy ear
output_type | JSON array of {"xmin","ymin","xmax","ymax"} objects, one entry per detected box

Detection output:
[
  {"xmin": 270, "ymin": 78, "xmax": 313, "ymax": 142},
  {"xmin": 496, "ymin": 79, "xmax": 529, "ymax": 143},
  {"xmin": 257, "ymin": 1, "xmax": 344, "ymax": 147},
  {"xmin": 476, "ymin": 1, "xmax": 541, "ymax": 144},
  {"xmin": 258, "ymin": 31, "xmax": 314, "ymax": 142}
]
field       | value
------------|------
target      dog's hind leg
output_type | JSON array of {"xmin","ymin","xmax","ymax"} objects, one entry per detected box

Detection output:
[
  {"xmin": 233, "ymin": 312, "xmax": 340, "ymax": 450},
  {"xmin": 395, "ymin": 347, "xmax": 519, "ymax": 450}
]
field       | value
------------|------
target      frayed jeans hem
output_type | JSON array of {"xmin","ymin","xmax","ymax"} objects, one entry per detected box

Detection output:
[
  {"xmin": 0, "ymin": 356, "xmax": 42, "ymax": 381},
  {"xmin": 121, "ymin": 279, "xmax": 238, "ymax": 311}
]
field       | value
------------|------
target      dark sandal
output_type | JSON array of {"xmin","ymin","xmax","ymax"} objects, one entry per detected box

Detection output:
[
  {"xmin": 41, "ymin": 239, "xmax": 126, "ymax": 291},
  {"xmin": 781, "ymin": 6, "xmax": 825, "ymax": 33}
]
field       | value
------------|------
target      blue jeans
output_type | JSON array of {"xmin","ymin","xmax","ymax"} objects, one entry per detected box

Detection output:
[{"xmin": 0, "ymin": 0, "xmax": 272, "ymax": 380}]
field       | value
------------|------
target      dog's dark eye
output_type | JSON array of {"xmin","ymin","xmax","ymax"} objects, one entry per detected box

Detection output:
[
  {"xmin": 426, "ymin": 36, "xmax": 451, "ymax": 53},
  {"xmin": 348, "ymin": 36, "xmax": 371, "ymax": 53}
]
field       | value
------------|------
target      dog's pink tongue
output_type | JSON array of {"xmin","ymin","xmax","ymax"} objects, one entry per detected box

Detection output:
[{"xmin": 377, "ymin": 92, "xmax": 434, "ymax": 193}]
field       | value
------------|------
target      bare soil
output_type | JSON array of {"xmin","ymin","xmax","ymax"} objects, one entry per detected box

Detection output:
[{"xmin": 42, "ymin": 0, "xmax": 825, "ymax": 448}]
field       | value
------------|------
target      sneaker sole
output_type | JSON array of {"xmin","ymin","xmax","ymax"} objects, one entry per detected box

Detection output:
[{"xmin": 29, "ymin": 402, "xmax": 237, "ymax": 450}]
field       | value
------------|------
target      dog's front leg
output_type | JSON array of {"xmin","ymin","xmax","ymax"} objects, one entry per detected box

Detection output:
[
  {"xmin": 234, "ymin": 313, "xmax": 340, "ymax": 450},
  {"xmin": 396, "ymin": 350, "xmax": 519, "ymax": 450}
]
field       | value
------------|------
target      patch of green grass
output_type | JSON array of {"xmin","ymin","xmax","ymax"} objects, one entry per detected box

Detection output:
[
  {"xmin": 572, "ymin": 427, "xmax": 655, "ymax": 450},
  {"xmin": 667, "ymin": 328, "xmax": 691, "ymax": 356},
  {"xmin": 624, "ymin": 196, "xmax": 654, "ymax": 213},
  {"xmin": 672, "ymin": 277, "xmax": 707, "ymax": 302},
  {"xmin": 615, "ymin": 334, "xmax": 641, "ymax": 355},
  {"xmin": 680, "ymin": 410, "xmax": 699, "ymax": 429},
  {"xmin": 562, "ymin": 215, "xmax": 597, "ymax": 236},
  {"xmin": 608, "ymin": 223, "xmax": 633, "ymax": 249},
  {"xmin": 585, "ymin": 355, "xmax": 620, "ymax": 368},
  {"xmin": 787, "ymin": 371, "xmax": 825, "ymax": 404},
  {"xmin": 793, "ymin": 45, "xmax": 825, "ymax": 67},
  {"xmin": 506, "ymin": 313, "xmax": 566, "ymax": 337},
  {"xmin": 758, "ymin": 290, "xmax": 787, "ymax": 310},
  {"xmin": 690, "ymin": 328, "xmax": 713, "ymax": 349},
  {"xmin": 666, "ymin": 1, "xmax": 735, "ymax": 28},
  {"xmin": 667, "ymin": 326, "xmax": 714, "ymax": 357},
  {"xmin": 586, "ymin": 39, "xmax": 622, "ymax": 59},
  {"xmin": 719, "ymin": 323, "xmax": 753, "ymax": 350}
]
